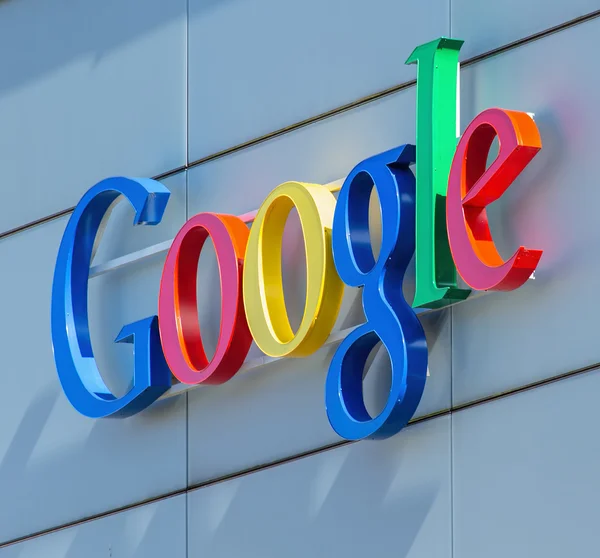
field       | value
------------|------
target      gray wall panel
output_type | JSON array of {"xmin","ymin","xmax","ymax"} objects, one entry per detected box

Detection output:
[
  {"xmin": 187, "ymin": 0, "xmax": 448, "ymax": 160},
  {"xmin": 452, "ymin": 18, "xmax": 600, "ymax": 405},
  {"xmin": 187, "ymin": 86, "xmax": 418, "ymax": 217},
  {"xmin": 185, "ymin": 90, "xmax": 452, "ymax": 483},
  {"xmin": 453, "ymin": 371, "xmax": 600, "ymax": 557},
  {"xmin": 0, "ymin": 495, "xmax": 186, "ymax": 558},
  {"xmin": 188, "ymin": 416, "xmax": 451, "ymax": 558},
  {"xmin": 0, "ymin": 215, "xmax": 186, "ymax": 543},
  {"xmin": 0, "ymin": 0, "xmax": 186, "ymax": 233},
  {"xmin": 453, "ymin": 0, "xmax": 597, "ymax": 59}
]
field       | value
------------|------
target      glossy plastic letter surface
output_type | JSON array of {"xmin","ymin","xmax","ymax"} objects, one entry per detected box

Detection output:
[
  {"xmin": 326, "ymin": 145, "xmax": 428, "ymax": 441},
  {"xmin": 446, "ymin": 108, "xmax": 543, "ymax": 291},
  {"xmin": 243, "ymin": 182, "xmax": 344, "ymax": 358},
  {"xmin": 51, "ymin": 177, "xmax": 172, "ymax": 418},
  {"xmin": 406, "ymin": 37, "xmax": 470, "ymax": 309},
  {"xmin": 159, "ymin": 212, "xmax": 252, "ymax": 385}
]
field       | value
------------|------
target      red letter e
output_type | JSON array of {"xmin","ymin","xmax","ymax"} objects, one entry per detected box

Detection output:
[{"xmin": 447, "ymin": 108, "xmax": 543, "ymax": 291}]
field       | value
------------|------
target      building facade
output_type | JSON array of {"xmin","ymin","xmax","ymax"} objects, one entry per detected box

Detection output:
[{"xmin": 0, "ymin": 1, "xmax": 599, "ymax": 556}]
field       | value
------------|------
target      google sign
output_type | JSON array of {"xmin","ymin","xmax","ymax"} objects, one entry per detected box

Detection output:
[{"xmin": 51, "ymin": 37, "xmax": 543, "ymax": 441}]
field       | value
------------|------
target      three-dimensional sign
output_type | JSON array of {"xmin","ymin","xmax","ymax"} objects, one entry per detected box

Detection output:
[{"xmin": 51, "ymin": 37, "xmax": 543, "ymax": 440}]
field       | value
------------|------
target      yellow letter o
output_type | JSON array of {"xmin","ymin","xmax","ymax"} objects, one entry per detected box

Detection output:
[{"xmin": 243, "ymin": 181, "xmax": 344, "ymax": 358}]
